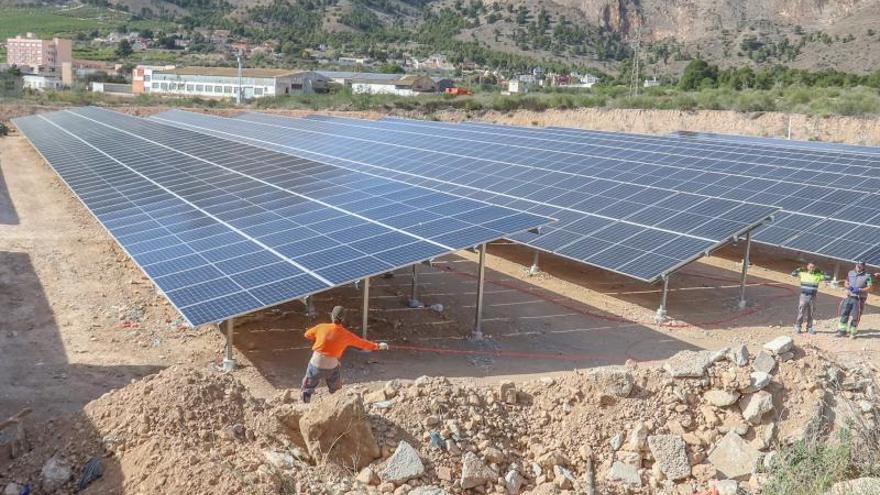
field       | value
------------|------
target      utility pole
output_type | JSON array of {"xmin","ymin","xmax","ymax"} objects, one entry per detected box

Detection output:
[
  {"xmin": 630, "ymin": 26, "xmax": 642, "ymax": 97},
  {"xmin": 236, "ymin": 53, "xmax": 243, "ymax": 105}
]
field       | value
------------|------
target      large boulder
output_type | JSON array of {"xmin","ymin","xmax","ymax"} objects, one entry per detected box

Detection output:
[
  {"xmin": 663, "ymin": 350, "xmax": 723, "ymax": 378},
  {"xmin": 298, "ymin": 392, "xmax": 380, "ymax": 469},
  {"xmin": 381, "ymin": 441, "xmax": 425, "ymax": 484},
  {"xmin": 647, "ymin": 435, "xmax": 691, "ymax": 481},
  {"xmin": 707, "ymin": 432, "xmax": 760, "ymax": 480},
  {"xmin": 461, "ymin": 452, "xmax": 497, "ymax": 489}
]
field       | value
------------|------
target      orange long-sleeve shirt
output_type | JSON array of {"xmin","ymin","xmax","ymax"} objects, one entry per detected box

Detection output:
[{"xmin": 304, "ymin": 323, "xmax": 379, "ymax": 358}]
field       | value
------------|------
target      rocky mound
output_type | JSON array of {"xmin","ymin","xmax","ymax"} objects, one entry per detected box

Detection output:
[{"xmin": 2, "ymin": 338, "xmax": 878, "ymax": 495}]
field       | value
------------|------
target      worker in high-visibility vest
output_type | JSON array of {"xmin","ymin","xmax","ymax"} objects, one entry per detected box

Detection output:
[
  {"xmin": 301, "ymin": 305, "xmax": 389, "ymax": 403},
  {"xmin": 838, "ymin": 261, "xmax": 873, "ymax": 339},
  {"xmin": 791, "ymin": 262, "xmax": 829, "ymax": 335}
]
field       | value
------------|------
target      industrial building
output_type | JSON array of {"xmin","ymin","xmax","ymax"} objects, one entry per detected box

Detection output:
[
  {"xmin": 351, "ymin": 74, "xmax": 438, "ymax": 96},
  {"xmin": 142, "ymin": 67, "xmax": 329, "ymax": 99}
]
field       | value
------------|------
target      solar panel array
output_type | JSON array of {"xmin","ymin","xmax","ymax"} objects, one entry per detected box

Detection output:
[
  {"xmin": 151, "ymin": 110, "xmax": 778, "ymax": 282},
  {"xmin": 13, "ymin": 108, "xmax": 549, "ymax": 325},
  {"xmin": 305, "ymin": 115, "xmax": 880, "ymax": 266},
  {"xmin": 675, "ymin": 131, "xmax": 880, "ymax": 156}
]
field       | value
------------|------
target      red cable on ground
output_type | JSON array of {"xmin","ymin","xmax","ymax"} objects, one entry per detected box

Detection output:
[
  {"xmin": 436, "ymin": 261, "xmax": 799, "ymax": 329},
  {"xmin": 391, "ymin": 343, "xmax": 628, "ymax": 362}
]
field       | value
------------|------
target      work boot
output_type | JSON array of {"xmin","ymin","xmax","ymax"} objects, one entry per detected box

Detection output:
[
  {"xmin": 807, "ymin": 327, "xmax": 815, "ymax": 335},
  {"xmin": 835, "ymin": 331, "xmax": 846, "ymax": 338}
]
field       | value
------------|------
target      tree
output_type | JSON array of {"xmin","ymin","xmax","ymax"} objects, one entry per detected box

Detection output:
[
  {"xmin": 115, "ymin": 39, "xmax": 134, "ymax": 58},
  {"xmin": 377, "ymin": 63, "xmax": 405, "ymax": 73},
  {"xmin": 679, "ymin": 59, "xmax": 717, "ymax": 90}
]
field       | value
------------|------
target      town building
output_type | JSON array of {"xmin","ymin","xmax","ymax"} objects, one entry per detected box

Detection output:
[
  {"xmin": 21, "ymin": 73, "xmax": 63, "ymax": 91},
  {"xmin": 644, "ymin": 76, "xmax": 661, "ymax": 88},
  {"xmin": 351, "ymin": 74, "xmax": 437, "ymax": 96},
  {"xmin": 131, "ymin": 65, "xmax": 177, "ymax": 94},
  {"xmin": 411, "ymin": 54, "xmax": 454, "ymax": 71},
  {"xmin": 507, "ymin": 79, "xmax": 528, "ymax": 94},
  {"xmin": 6, "ymin": 33, "xmax": 72, "ymax": 72},
  {"xmin": 142, "ymin": 66, "xmax": 328, "ymax": 99},
  {"xmin": 315, "ymin": 71, "xmax": 394, "ymax": 88},
  {"xmin": 90, "ymin": 82, "xmax": 134, "ymax": 96},
  {"xmin": 431, "ymin": 77, "xmax": 455, "ymax": 92}
]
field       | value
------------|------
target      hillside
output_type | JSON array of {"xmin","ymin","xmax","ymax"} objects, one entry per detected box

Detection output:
[{"xmin": 3, "ymin": 0, "xmax": 880, "ymax": 74}]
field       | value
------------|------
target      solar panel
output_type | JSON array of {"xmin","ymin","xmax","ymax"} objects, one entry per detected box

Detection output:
[
  {"xmin": 320, "ymin": 115, "xmax": 880, "ymax": 266},
  {"xmin": 14, "ymin": 108, "xmax": 550, "ymax": 326},
  {"xmin": 151, "ymin": 110, "xmax": 777, "ymax": 283}
]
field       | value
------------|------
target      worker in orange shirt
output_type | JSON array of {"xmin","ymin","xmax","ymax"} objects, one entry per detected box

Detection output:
[{"xmin": 301, "ymin": 305, "xmax": 389, "ymax": 403}]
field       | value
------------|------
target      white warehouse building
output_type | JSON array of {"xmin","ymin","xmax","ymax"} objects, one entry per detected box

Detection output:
[
  {"xmin": 351, "ymin": 74, "xmax": 438, "ymax": 96},
  {"xmin": 145, "ymin": 67, "xmax": 329, "ymax": 99}
]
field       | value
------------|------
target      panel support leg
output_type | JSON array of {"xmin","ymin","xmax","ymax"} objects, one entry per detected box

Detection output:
[
  {"xmin": 830, "ymin": 263, "xmax": 840, "ymax": 287},
  {"xmin": 222, "ymin": 319, "xmax": 236, "ymax": 372},
  {"xmin": 655, "ymin": 275, "xmax": 670, "ymax": 324},
  {"xmin": 738, "ymin": 232, "xmax": 752, "ymax": 309},
  {"xmin": 305, "ymin": 296, "xmax": 317, "ymax": 319},
  {"xmin": 408, "ymin": 264, "xmax": 422, "ymax": 308},
  {"xmin": 473, "ymin": 243, "xmax": 487, "ymax": 340},
  {"xmin": 362, "ymin": 276, "xmax": 370, "ymax": 339},
  {"xmin": 528, "ymin": 249, "xmax": 540, "ymax": 276}
]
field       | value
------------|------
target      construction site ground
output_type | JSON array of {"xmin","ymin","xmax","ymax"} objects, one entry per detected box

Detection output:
[{"xmin": 3, "ymin": 130, "xmax": 879, "ymax": 428}]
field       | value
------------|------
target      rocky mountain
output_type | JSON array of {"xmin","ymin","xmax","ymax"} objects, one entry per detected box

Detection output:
[{"xmin": 86, "ymin": 0, "xmax": 880, "ymax": 73}]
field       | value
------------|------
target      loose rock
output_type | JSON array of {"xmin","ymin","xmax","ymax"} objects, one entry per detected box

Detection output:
[
  {"xmin": 763, "ymin": 336, "xmax": 794, "ymax": 356},
  {"xmin": 461, "ymin": 451, "xmax": 497, "ymax": 489},
  {"xmin": 381, "ymin": 441, "xmax": 425, "ymax": 484},
  {"xmin": 647, "ymin": 435, "xmax": 690, "ymax": 481},
  {"xmin": 707, "ymin": 432, "xmax": 761, "ymax": 480},
  {"xmin": 752, "ymin": 351, "xmax": 777, "ymax": 374}
]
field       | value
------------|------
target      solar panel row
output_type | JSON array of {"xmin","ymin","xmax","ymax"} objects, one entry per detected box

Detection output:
[
  {"xmin": 313, "ymin": 115, "xmax": 880, "ymax": 267},
  {"xmin": 675, "ymin": 131, "xmax": 880, "ymax": 157},
  {"xmin": 13, "ymin": 108, "xmax": 550, "ymax": 325},
  {"xmin": 151, "ymin": 110, "xmax": 778, "ymax": 282}
]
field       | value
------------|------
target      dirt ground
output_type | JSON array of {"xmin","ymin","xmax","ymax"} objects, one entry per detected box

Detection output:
[{"xmin": 3, "ymin": 126, "xmax": 880, "ymax": 433}]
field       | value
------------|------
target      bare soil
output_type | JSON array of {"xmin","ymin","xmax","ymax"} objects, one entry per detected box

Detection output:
[{"xmin": 3, "ymin": 108, "xmax": 880, "ymax": 492}]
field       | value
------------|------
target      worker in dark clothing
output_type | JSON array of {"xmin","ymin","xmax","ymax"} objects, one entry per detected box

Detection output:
[
  {"xmin": 301, "ymin": 305, "xmax": 388, "ymax": 403},
  {"xmin": 837, "ymin": 261, "xmax": 873, "ymax": 339},
  {"xmin": 792, "ymin": 262, "xmax": 829, "ymax": 335}
]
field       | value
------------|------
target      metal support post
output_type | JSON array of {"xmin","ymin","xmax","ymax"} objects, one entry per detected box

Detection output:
[
  {"xmin": 222, "ymin": 319, "xmax": 236, "ymax": 372},
  {"xmin": 830, "ymin": 263, "xmax": 840, "ymax": 287},
  {"xmin": 738, "ymin": 232, "xmax": 752, "ymax": 309},
  {"xmin": 305, "ymin": 296, "xmax": 317, "ymax": 318},
  {"xmin": 473, "ymin": 243, "xmax": 487, "ymax": 339},
  {"xmin": 362, "ymin": 277, "xmax": 370, "ymax": 339},
  {"xmin": 655, "ymin": 275, "xmax": 669, "ymax": 324},
  {"xmin": 528, "ymin": 249, "xmax": 540, "ymax": 276},
  {"xmin": 408, "ymin": 264, "xmax": 421, "ymax": 308}
]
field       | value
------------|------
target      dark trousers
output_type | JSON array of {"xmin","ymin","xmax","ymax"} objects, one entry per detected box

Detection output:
[
  {"xmin": 838, "ymin": 296, "xmax": 866, "ymax": 335},
  {"xmin": 301, "ymin": 363, "xmax": 342, "ymax": 403}
]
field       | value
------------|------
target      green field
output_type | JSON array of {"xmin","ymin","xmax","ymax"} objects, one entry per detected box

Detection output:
[{"xmin": 0, "ymin": 6, "xmax": 172, "ymax": 44}]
